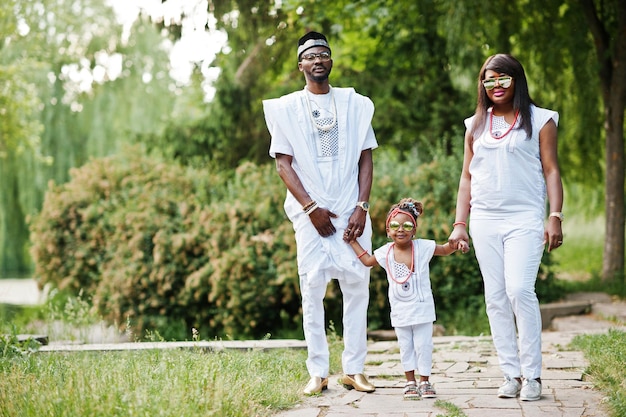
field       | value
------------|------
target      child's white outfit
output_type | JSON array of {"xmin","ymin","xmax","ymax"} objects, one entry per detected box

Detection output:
[{"xmin": 374, "ymin": 239, "xmax": 436, "ymax": 376}]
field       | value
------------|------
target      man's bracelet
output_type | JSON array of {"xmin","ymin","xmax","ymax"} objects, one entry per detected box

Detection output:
[
  {"xmin": 305, "ymin": 203, "xmax": 319, "ymax": 216},
  {"xmin": 302, "ymin": 200, "xmax": 316, "ymax": 212}
]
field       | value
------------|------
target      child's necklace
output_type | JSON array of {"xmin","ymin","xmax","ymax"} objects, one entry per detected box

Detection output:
[
  {"xmin": 385, "ymin": 242, "xmax": 414, "ymax": 284},
  {"xmin": 489, "ymin": 110, "xmax": 519, "ymax": 139}
]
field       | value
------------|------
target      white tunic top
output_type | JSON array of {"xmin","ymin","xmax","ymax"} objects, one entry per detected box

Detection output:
[
  {"xmin": 263, "ymin": 87, "xmax": 378, "ymax": 286},
  {"xmin": 374, "ymin": 239, "xmax": 437, "ymax": 328},
  {"xmin": 465, "ymin": 104, "xmax": 559, "ymax": 221}
]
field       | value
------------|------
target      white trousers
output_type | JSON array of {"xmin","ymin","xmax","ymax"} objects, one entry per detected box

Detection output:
[
  {"xmin": 395, "ymin": 322, "xmax": 433, "ymax": 376},
  {"xmin": 300, "ymin": 274, "xmax": 370, "ymax": 378},
  {"xmin": 470, "ymin": 217, "xmax": 544, "ymax": 380}
]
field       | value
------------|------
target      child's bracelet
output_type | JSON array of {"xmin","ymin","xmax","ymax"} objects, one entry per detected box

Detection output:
[
  {"xmin": 452, "ymin": 221, "xmax": 467, "ymax": 227},
  {"xmin": 357, "ymin": 250, "xmax": 368, "ymax": 259}
]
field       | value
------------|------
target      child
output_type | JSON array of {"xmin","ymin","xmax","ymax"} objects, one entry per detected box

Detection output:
[{"xmin": 348, "ymin": 198, "xmax": 468, "ymax": 400}]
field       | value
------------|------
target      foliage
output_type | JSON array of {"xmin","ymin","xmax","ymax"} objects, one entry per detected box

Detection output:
[
  {"xmin": 29, "ymin": 148, "xmax": 301, "ymax": 340},
  {"xmin": 571, "ymin": 329, "xmax": 626, "ymax": 417},
  {"xmin": 0, "ymin": 333, "xmax": 41, "ymax": 360},
  {"xmin": 0, "ymin": 0, "xmax": 189, "ymax": 275},
  {"xmin": 29, "ymin": 145, "xmax": 566, "ymax": 339},
  {"xmin": 0, "ymin": 346, "xmax": 314, "ymax": 417}
]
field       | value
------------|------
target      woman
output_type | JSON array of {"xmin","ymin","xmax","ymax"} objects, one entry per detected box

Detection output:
[{"xmin": 448, "ymin": 54, "xmax": 564, "ymax": 402}]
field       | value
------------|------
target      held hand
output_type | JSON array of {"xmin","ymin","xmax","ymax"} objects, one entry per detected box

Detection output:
[
  {"xmin": 448, "ymin": 228, "xmax": 469, "ymax": 252},
  {"xmin": 457, "ymin": 240, "xmax": 470, "ymax": 253},
  {"xmin": 343, "ymin": 208, "xmax": 367, "ymax": 242},
  {"xmin": 309, "ymin": 207, "xmax": 338, "ymax": 237}
]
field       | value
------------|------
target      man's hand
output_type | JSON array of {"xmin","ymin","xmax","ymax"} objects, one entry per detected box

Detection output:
[
  {"xmin": 343, "ymin": 208, "xmax": 367, "ymax": 242},
  {"xmin": 309, "ymin": 207, "xmax": 338, "ymax": 237}
]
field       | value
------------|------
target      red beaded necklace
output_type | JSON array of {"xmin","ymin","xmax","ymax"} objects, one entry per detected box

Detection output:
[
  {"xmin": 489, "ymin": 110, "xmax": 519, "ymax": 139},
  {"xmin": 385, "ymin": 242, "xmax": 414, "ymax": 284}
]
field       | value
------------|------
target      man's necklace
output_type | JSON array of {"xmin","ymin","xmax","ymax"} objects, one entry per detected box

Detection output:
[
  {"xmin": 489, "ymin": 110, "xmax": 519, "ymax": 139},
  {"xmin": 305, "ymin": 87, "xmax": 337, "ymax": 132},
  {"xmin": 385, "ymin": 242, "xmax": 414, "ymax": 284}
]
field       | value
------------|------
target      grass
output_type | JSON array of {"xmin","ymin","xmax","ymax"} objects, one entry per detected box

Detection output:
[
  {"xmin": 551, "ymin": 214, "xmax": 605, "ymax": 281},
  {"xmin": 570, "ymin": 329, "xmax": 626, "ymax": 417},
  {"xmin": 0, "ymin": 303, "xmax": 345, "ymax": 417},
  {"xmin": 434, "ymin": 400, "xmax": 467, "ymax": 417},
  {"xmin": 0, "ymin": 343, "xmax": 310, "ymax": 417}
]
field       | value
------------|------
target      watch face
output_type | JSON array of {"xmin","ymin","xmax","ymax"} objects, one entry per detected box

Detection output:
[{"xmin": 362, "ymin": 202, "xmax": 369, "ymax": 210}]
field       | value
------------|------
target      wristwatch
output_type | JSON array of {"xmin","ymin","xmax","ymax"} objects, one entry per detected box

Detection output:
[
  {"xmin": 356, "ymin": 201, "xmax": 370, "ymax": 212},
  {"xmin": 549, "ymin": 212, "xmax": 564, "ymax": 222}
]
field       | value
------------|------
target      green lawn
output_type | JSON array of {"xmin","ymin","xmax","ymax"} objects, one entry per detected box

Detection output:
[{"xmin": 552, "ymin": 215, "xmax": 604, "ymax": 281}]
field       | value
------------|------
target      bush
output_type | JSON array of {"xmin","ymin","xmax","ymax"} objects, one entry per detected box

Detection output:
[
  {"xmin": 29, "ymin": 149, "xmax": 301, "ymax": 340},
  {"xmin": 29, "ymin": 146, "xmax": 564, "ymax": 339}
]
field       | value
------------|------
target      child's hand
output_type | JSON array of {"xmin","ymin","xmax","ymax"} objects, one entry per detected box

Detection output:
[{"xmin": 457, "ymin": 240, "xmax": 470, "ymax": 253}]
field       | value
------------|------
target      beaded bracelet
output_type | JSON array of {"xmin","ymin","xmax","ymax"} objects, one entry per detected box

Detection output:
[
  {"xmin": 452, "ymin": 221, "xmax": 467, "ymax": 227},
  {"xmin": 357, "ymin": 250, "xmax": 368, "ymax": 259}
]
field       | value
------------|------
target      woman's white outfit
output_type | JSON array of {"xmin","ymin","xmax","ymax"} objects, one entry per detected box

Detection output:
[
  {"xmin": 465, "ymin": 105, "xmax": 558, "ymax": 380},
  {"xmin": 374, "ymin": 239, "xmax": 436, "ymax": 375}
]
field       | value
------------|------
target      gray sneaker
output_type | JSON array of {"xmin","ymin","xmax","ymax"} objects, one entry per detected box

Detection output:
[
  {"xmin": 497, "ymin": 376, "xmax": 521, "ymax": 398},
  {"xmin": 520, "ymin": 379, "xmax": 542, "ymax": 401}
]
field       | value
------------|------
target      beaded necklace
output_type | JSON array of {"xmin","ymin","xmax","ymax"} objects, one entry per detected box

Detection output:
[
  {"xmin": 489, "ymin": 110, "xmax": 519, "ymax": 139},
  {"xmin": 305, "ymin": 87, "xmax": 336, "ymax": 132},
  {"xmin": 385, "ymin": 242, "xmax": 414, "ymax": 284}
]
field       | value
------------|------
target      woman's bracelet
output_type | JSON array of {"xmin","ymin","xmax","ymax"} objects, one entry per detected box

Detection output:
[
  {"xmin": 452, "ymin": 221, "xmax": 467, "ymax": 228},
  {"xmin": 357, "ymin": 250, "xmax": 368, "ymax": 259}
]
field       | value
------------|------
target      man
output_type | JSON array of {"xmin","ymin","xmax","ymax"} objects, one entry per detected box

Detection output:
[{"xmin": 263, "ymin": 31, "xmax": 378, "ymax": 395}]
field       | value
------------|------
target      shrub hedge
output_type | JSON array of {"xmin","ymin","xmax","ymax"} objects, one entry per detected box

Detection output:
[{"xmin": 29, "ymin": 146, "xmax": 563, "ymax": 340}]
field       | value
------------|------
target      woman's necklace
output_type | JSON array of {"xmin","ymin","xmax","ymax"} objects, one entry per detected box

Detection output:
[
  {"xmin": 385, "ymin": 242, "xmax": 414, "ymax": 284},
  {"xmin": 305, "ymin": 87, "xmax": 336, "ymax": 132},
  {"xmin": 489, "ymin": 110, "xmax": 519, "ymax": 139}
]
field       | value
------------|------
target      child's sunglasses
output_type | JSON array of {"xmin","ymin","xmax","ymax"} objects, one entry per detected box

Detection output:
[{"xmin": 388, "ymin": 221, "xmax": 415, "ymax": 232}]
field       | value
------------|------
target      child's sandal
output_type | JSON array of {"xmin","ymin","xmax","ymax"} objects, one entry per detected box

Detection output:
[
  {"xmin": 403, "ymin": 381, "xmax": 420, "ymax": 400},
  {"xmin": 418, "ymin": 381, "xmax": 436, "ymax": 398}
]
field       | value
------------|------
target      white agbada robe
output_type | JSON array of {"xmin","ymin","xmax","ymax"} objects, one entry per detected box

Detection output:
[
  {"xmin": 263, "ymin": 87, "xmax": 378, "ymax": 286},
  {"xmin": 263, "ymin": 86, "xmax": 378, "ymax": 377}
]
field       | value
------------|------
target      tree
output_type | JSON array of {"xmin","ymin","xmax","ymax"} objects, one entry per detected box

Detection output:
[
  {"xmin": 577, "ymin": 0, "xmax": 626, "ymax": 281},
  {"xmin": 426, "ymin": 0, "xmax": 625, "ymax": 282},
  {"xmin": 0, "ymin": 0, "xmax": 181, "ymax": 274}
]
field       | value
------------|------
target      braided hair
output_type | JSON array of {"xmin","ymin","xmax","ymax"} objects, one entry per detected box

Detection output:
[{"xmin": 386, "ymin": 198, "xmax": 423, "ymax": 224}]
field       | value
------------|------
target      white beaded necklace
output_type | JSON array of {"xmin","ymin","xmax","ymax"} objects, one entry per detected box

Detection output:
[{"xmin": 305, "ymin": 87, "xmax": 337, "ymax": 132}]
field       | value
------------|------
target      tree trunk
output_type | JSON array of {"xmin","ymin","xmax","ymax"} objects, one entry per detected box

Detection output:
[
  {"xmin": 580, "ymin": 0, "xmax": 626, "ymax": 282},
  {"xmin": 601, "ymin": 2, "xmax": 626, "ymax": 282},
  {"xmin": 603, "ymin": 97, "xmax": 625, "ymax": 282}
]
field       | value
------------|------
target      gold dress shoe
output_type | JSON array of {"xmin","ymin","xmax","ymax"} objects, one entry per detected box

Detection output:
[
  {"xmin": 339, "ymin": 373, "xmax": 376, "ymax": 393},
  {"xmin": 303, "ymin": 376, "xmax": 328, "ymax": 395}
]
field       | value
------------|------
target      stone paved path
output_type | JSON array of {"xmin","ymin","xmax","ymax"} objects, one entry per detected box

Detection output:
[{"xmin": 275, "ymin": 318, "xmax": 625, "ymax": 417}]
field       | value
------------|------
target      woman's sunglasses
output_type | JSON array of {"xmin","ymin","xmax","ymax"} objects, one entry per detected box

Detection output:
[
  {"xmin": 388, "ymin": 221, "xmax": 415, "ymax": 232},
  {"xmin": 482, "ymin": 76, "xmax": 513, "ymax": 90}
]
